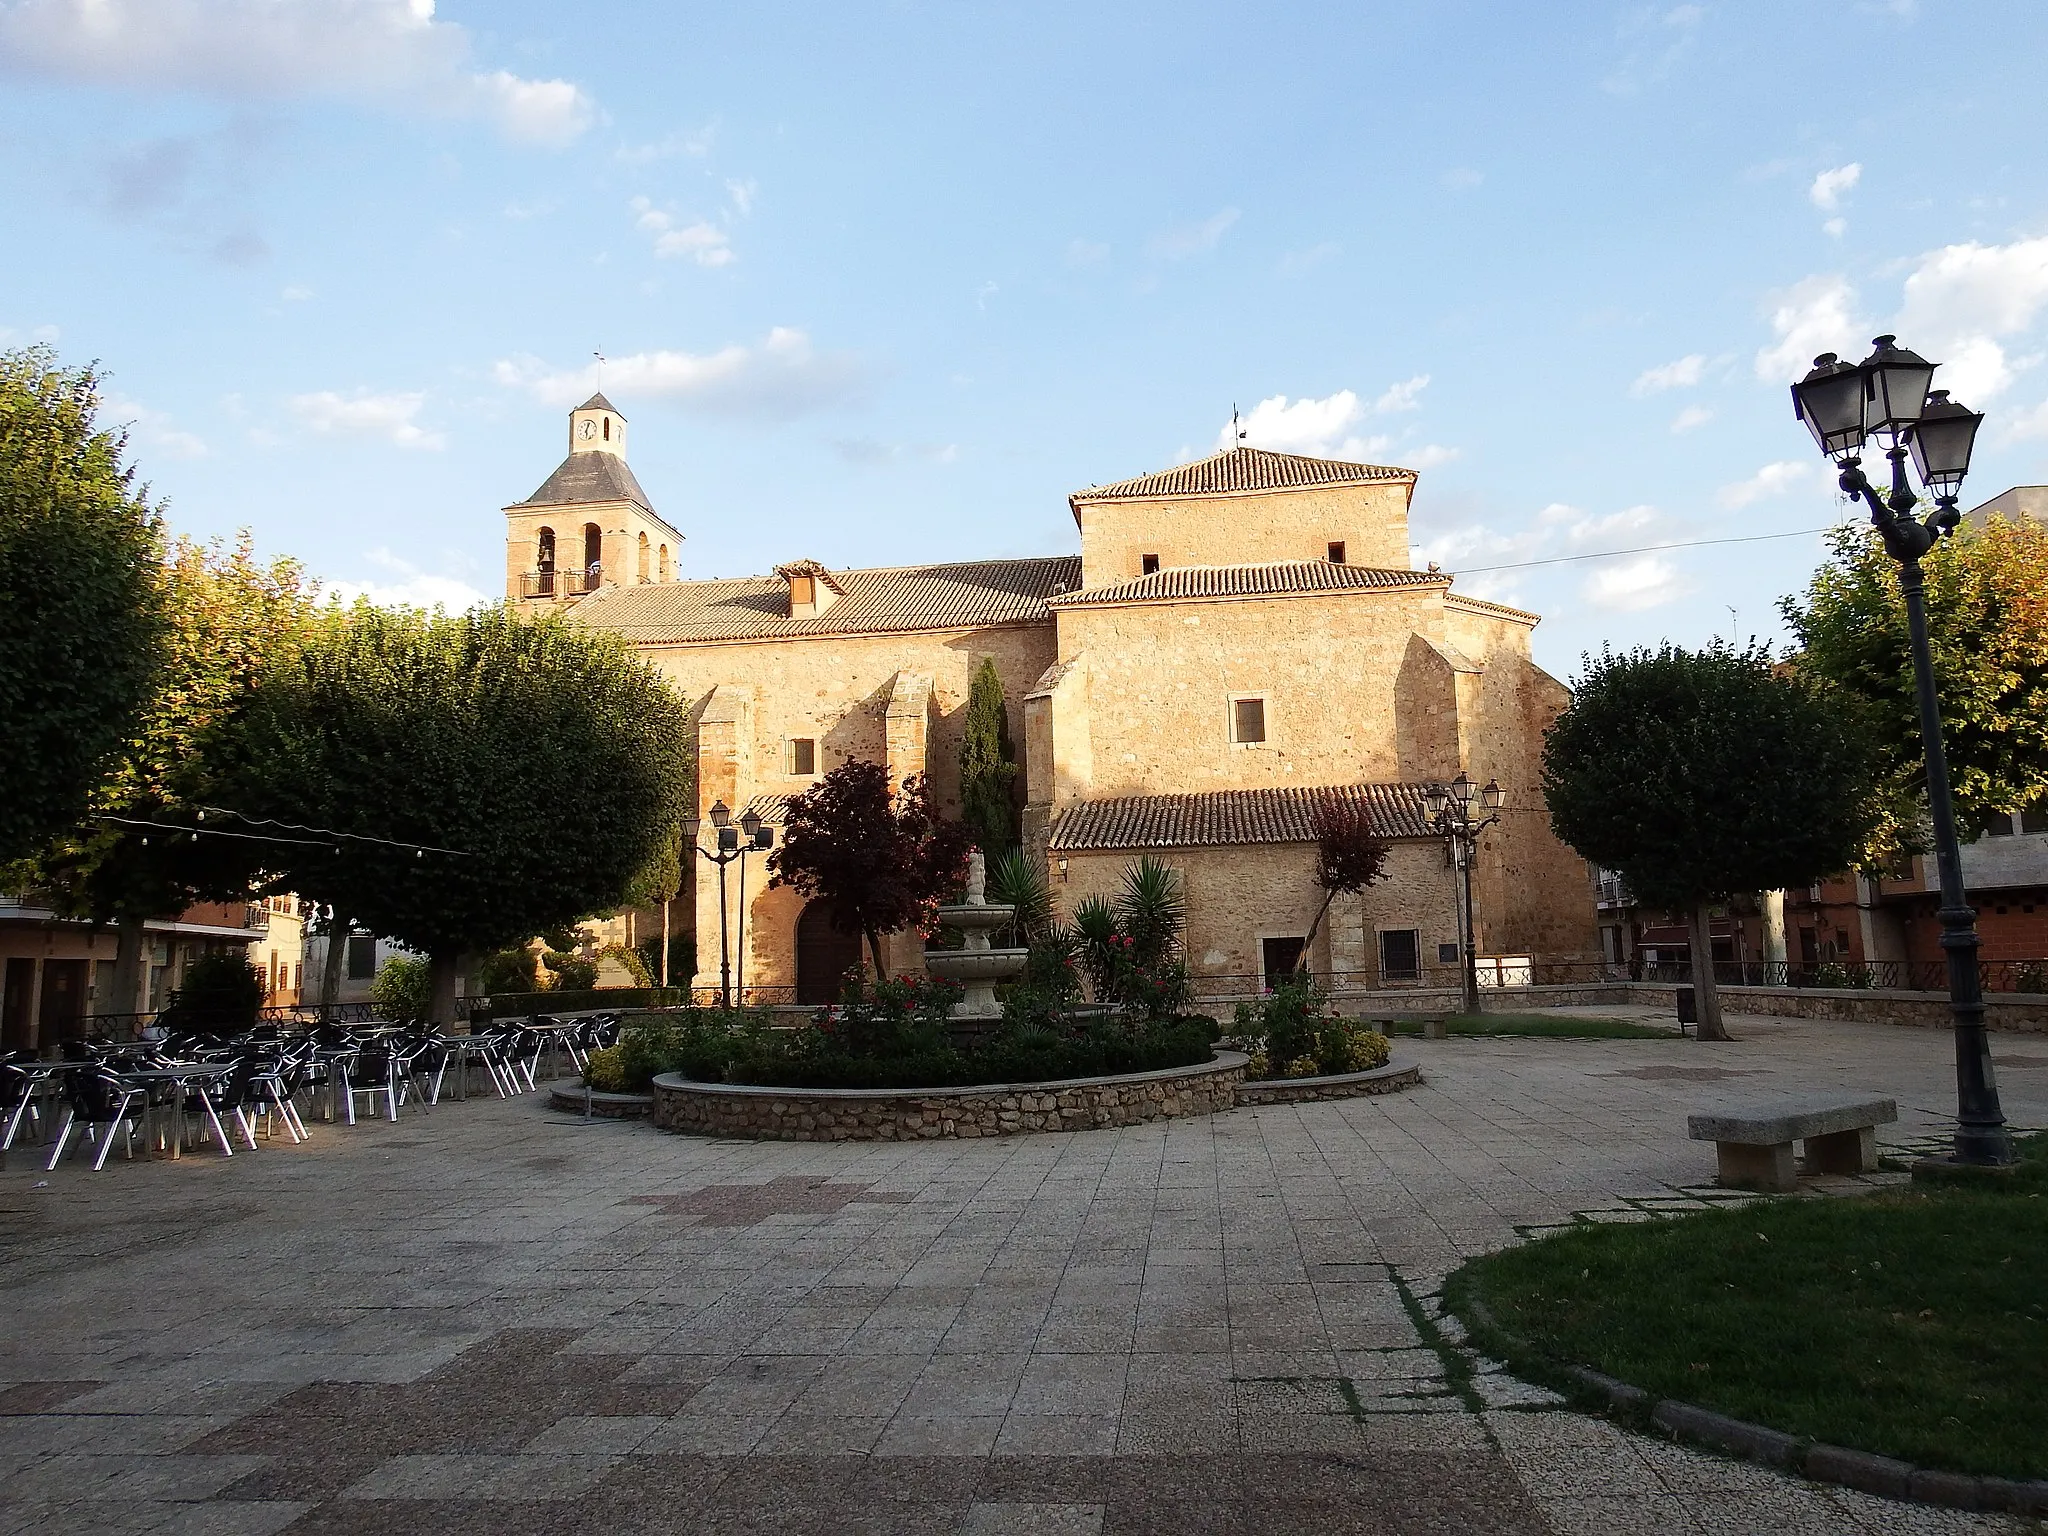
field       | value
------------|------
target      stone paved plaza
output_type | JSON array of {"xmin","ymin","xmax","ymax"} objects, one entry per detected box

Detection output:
[{"xmin": 4, "ymin": 1010, "xmax": 2045, "ymax": 1535}]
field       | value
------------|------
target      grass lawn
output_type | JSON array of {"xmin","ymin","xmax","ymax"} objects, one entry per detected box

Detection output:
[
  {"xmin": 1445, "ymin": 1133, "xmax": 2048, "ymax": 1479},
  {"xmin": 1382, "ymin": 1013, "xmax": 1678, "ymax": 1040}
]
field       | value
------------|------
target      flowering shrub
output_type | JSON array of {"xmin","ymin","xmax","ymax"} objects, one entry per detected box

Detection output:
[
  {"xmin": 582, "ymin": 1045, "xmax": 629, "ymax": 1092},
  {"xmin": 1234, "ymin": 979, "xmax": 1390, "ymax": 1079}
]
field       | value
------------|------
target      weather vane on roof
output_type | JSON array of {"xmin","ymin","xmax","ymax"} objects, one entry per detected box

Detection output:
[
  {"xmin": 593, "ymin": 348, "xmax": 605, "ymax": 389},
  {"xmin": 1232, "ymin": 403, "xmax": 1246, "ymax": 446}
]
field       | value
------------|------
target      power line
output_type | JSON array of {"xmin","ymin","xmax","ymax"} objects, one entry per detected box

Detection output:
[
  {"xmin": 194, "ymin": 806, "xmax": 473, "ymax": 857},
  {"xmin": 1450, "ymin": 524, "xmax": 1847, "ymax": 577}
]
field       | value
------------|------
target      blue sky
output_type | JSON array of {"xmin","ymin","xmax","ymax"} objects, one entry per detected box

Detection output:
[{"xmin": 5, "ymin": 1, "xmax": 2048, "ymax": 675}]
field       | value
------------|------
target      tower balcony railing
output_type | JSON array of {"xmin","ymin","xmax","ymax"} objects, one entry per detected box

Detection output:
[{"xmin": 519, "ymin": 568, "xmax": 604, "ymax": 599}]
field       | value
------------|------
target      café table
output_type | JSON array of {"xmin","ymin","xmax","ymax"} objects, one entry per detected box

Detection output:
[{"xmin": 114, "ymin": 1062, "xmax": 237, "ymax": 1160}]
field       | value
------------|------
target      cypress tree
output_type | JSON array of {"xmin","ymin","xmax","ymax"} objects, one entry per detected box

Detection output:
[{"xmin": 958, "ymin": 657, "xmax": 1018, "ymax": 853}]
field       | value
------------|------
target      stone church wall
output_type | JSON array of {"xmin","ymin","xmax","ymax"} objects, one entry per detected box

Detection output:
[{"xmin": 1074, "ymin": 479, "xmax": 1413, "ymax": 588}]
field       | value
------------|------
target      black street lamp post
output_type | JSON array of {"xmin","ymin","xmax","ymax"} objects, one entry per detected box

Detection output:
[
  {"xmin": 1425, "ymin": 772, "xmax": 1504, "ymax": 1016},
  {"xmin": 696, "ymin": 801, "xmax": 772, "ymax": 1009},
  {"xmin": 1791, "ymin": 335, "xmax": 2012, "ymax": 1168}
]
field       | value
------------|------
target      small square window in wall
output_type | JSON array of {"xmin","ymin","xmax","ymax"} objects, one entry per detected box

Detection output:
[
  {"xmin": 1141, "ymin": 553, "xmax": 1160, "ymax": 576},
  {"xmin": 789, "ymin": 737, "xmax": 818, "ymax": 776},
  {"xmin": 2022, "ymin": 805, "xmax": 2048, "ymax": 835},
  {"xmin": 1327, "ymin": 541, "xmax": 1346, "ymax": 564},
  {"xmin": 1230, "ymin": 695, "xmax": 1267, "ymax": 745}
]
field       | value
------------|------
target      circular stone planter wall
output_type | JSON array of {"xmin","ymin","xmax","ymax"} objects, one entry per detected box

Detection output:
[
  {"xmin": 651, "ymin": 1051, "xmax": 1249, "ymax": 1142},
  {"xmin": 1233, "ymin": 1059, "xmax": 1421, "ymax": 1105},
  {"xmin": 545, "ymin": 1081, "xmax": 655, "ymax": 1118}
]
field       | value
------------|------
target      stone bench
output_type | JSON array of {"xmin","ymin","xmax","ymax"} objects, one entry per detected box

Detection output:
[{"xmin": 1686, "ymin": 1095, "xmax": 1898, "ymax": 1192}]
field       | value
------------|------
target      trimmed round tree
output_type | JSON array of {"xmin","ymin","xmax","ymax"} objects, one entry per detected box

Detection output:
[
  {"xmin": 0, "ymin": 348, "xmax": 165, "ymax": 866},
  {"xmin": 1540, "ymin": 642, "xmax": 1877, "ymax": 1039},
  {"xmin": 220, "ymin": 604, "xmax": 692, "ymax": 1023}
]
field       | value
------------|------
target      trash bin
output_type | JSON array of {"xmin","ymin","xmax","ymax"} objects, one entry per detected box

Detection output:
[{"xmin": 1675, "ymin": 985, "xmax": 1697, "ymax": 1026}]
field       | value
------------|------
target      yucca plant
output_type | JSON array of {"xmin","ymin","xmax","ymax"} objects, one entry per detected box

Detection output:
[
  {"xmin": 1114, "ymin": 855, "xmax": 1186, "ymax": 969},
  {"xmin": 986, "ymin": 846, "xmax": 1054, "ymax": 946}
]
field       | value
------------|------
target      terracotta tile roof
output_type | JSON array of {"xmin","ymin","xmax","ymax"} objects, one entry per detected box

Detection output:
[
  {"xmin": 1049, "ymin": 560, "xmax": 1445, "ymax": 608},
  {"xmin": 1072, "ymin": 446, "xmax": 1417, "ymax": 504},
  {"xmin": 570, "ymin": 555, "xmax": 1081, "ymax": 645},
  {"xmin": 1445, "ymin": 591, "xmax": 1542, "ymax": 625},
  {"xmin": 1049, "ymin": 782, "xmax": 1437, "ymax": 852}
]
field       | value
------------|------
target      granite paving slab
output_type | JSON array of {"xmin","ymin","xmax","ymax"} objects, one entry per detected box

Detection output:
[{"xmin": 1, "ymin": 1011, "xmax": 2039, "ymax": 1533}]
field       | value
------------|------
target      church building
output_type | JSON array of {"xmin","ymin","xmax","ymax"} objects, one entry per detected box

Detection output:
[{"xmin": 506, "ymin": 396, "xmax": 1599, "ymax": 1004}]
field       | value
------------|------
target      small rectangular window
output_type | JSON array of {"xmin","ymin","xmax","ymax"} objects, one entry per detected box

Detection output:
[
  {"xmin": 1327, "ymin": 541, "xmax": 1346, "ymax": 564},
  {"xmin": 1141, "ymin": 553, "xmax": 1160, "ymax": 576},
  {"xmin": 1985, "ymin": 811, "xmax": 2016, "ymax": 837},
  {"xmin": 1231, "ymin": 696, "xmax": 1266, "ymax": 744},
  {"xmin": 789, "ymin": 574, "xmax": 813, "ymax": 608},
  {"xmin": 345, "ymin": 935, "xmax": 376, "ymax": 980},
  {"xmin": 1380, "ymin": 929, "xmax": 1421, "ymax": 982},
  {"xmin": 789, "ymin": 737, "xmax": 817, "ymax": 776},
  {"xmin": 2022, "ymin": 805, "xmax": 2048, "ymax": 835}
]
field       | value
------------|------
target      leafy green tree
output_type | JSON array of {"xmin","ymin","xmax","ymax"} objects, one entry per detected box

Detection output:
[
  {"xmin": 23, "ymin": 532, "xmax": 316, "ymax": 1014},
  {"xmin": 1780, "ymin": 518, "xmax": 2048, "ymax": 860},
  {"xmin": 1541, "ymin": 643, "xmax": 1878, "ymax": 1039},
  {"xmin": 958, "ymin": 657, "xmax": 1018, "ymax": 853},
  {"xmin": 369, "ymin": 954, "xmax": 434, "ymax": 1022},
  {"xmin": 0, "ymin": 347, "xmax": 165, "ymax": 866},
  {"xmin": 158, "ymin": 949, "xmax": 265, "ymax": 1038},
  {"xmin": 217, "ymin": 604, "xmax": 692, "ymax": 1023},
  {"xmin": 768, "ymin": 758, "xmax": 973, "ymax": 980}
]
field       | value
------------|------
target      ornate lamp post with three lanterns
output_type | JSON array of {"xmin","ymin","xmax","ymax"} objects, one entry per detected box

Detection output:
[
  {"xmin": 1790, "ymin": 335, "xmax": 2012, "ymax": 1168},
  {"xmin": 1425, "ymin": 771, "xmax": 1504, "ymax": 1017}
]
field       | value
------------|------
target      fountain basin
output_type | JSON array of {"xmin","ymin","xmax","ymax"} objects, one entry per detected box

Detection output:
[{"xmin": 923, "ymin": 948, "xmax": 1031, "ymax": 983}]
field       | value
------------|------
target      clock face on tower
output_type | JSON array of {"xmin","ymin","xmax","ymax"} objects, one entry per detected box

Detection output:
[{"xmin": 579, "ymin": 419, "xmax": 596, "ymax": 440}]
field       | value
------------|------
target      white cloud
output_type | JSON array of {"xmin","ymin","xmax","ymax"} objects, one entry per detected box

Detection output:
[
  {"xmin": 1220, "ymin": 383, "xmax": 1447, "ymax": 466},
  {"xmin": 1441, "ymin": 167, "xmax": 1483, "ymax": 189},
  {"xmin": 1603, "ymin": 4, "xmax": 1703, "ymax": 95},
  {"xmin": 1809, "ymin": 163, "xmax": 1862, "ymax": 212},
  {"xmin": 1755, "ymin": 273, "xmax": 1864, "ymax": 383},
  {"xmin": 326, "ymin": 549, "xmax": 486, "ymax": 612},
  {"xmin": 494, "ymin": 328, "xmax": 870, "ymax": 421},
  {"xmin": 1716, "ymin": 459, "xmax": 1813, "ymax": 508},
  {"xmin": 630, "ymin": 196, "xmax": 733, "ymax": 266},
  {"xmin": 724, "ymin": 178, "xmax": 757, "ymax": 217},
  {"xmin": 1226, "ymin": 391, "xmax": 1369, "ymax": 456},
  {"xmin": 289, "ymin": 389, "xmax": 444, "ymax": 450},
  {"xmin": 1372, "ymin": 374, "xmax": 1430, "ymax": 412},
  {"xmin": 1670, "ymin": 404, "xmax": 1714, "ymax": 433},
  {"xmin": 1895, "ymin": 236, "xmax": 2048, "ymax": 403},
  {"xmin": 280, "ymin": 284, "xmax": 313, "ymax": 301},
  {"xmin": 616, "ymin": 124, "xmax": 715, "ymax": 163},
  {"xmin": 1823, "ymin": 217, "xmax": 1847, "ymax": 240},
  {"xmin": 1151, "ymin": 207, "xmax": 1239, "ymax": 260},
  {"xmin": 0, "ymin": 0, "xmax": 593, "ymax": 145},
  {"xmin": 102, "ymin": 394, "xmax": 207, "ymax": 460},
  {"xmin": 1583, "ymin": 554, "xmax": 1686, "ymax": 612},
  {"xmin": 2001, "ymin": 398, "xmax": 2048, "ymax": 441},
  {"xmin": 1631, "ymin": 353, "xmax": 1705, "ymax": 396}
]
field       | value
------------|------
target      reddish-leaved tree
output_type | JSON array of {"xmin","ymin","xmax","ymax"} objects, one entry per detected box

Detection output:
[
  {"xmin": 768, "ymin": 759, "xmax": 973, "ymax": 980},
  {"xmin": 1297, "ymin": 795, "xmax": 1391, "ymax": 972}
]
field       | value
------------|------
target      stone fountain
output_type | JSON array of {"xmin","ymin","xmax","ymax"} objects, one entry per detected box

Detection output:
[{"xmin": 922, "ymin": 850, "xmax": 1030, "ymax": 1022}]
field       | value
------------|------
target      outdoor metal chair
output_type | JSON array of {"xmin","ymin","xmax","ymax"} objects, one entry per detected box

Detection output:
[{"xmin": 45, "ymin": 1068, "xmax": 146, "ymax": 1172}]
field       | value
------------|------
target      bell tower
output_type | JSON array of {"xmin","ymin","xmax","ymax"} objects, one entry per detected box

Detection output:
[
  {"xmin": 569, "ymin": 395, "xmax": 628, "ymax": 459},
  {"xmin": 503, "ymin": 394, "xmax": 683, "ymax": 601}
]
